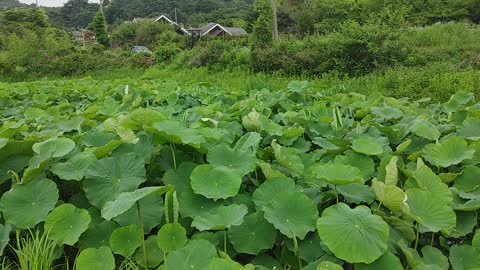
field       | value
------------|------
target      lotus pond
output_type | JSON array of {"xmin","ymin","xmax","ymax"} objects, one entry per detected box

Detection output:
[{"xmin": 0, "ymin": 78, "xmax": 479, "ymax": 270}]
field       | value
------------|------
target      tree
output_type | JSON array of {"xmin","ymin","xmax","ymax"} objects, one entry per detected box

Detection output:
[
  {"xmin": 251, "ymin": 0, "xmax": 273, "ymax": 47},
  {"xmin": 56, "ymin": 0, "xmax": 99, "ymax": 28},
  {"xmin": 1, "ymin": 7, "xmax": 49, "ymax": 28},
  {"xmin": 91, "ymin": 10, "xmax": 110, "ymax": 47}
]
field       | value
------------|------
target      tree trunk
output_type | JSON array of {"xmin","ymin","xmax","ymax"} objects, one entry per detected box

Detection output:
[{"xmin": 271, "ymin": 0, "xmax": 279, "ymax": 40}]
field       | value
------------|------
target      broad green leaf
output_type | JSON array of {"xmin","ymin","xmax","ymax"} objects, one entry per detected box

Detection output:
[
  {"xmin": 234, "ymin": 132, "xmax": 262, "ymax": 153},
  {"xmin": 316, "ymin": 203, "xmax": 389, "ymax": 264},
  {"xmin": 50, "ymin": 152, "xmax": 96, "ymax": 181},
  {"xmin": 419, "ymin": 246, "xmax": 449, "ymax": 270},
  {"xmin": 371, "ymin": 107, "xmax": 403, "ymax": 120},
  {"xmin": 355, "ymin": 251, "xmax": 403, "ymax": 270},
  {"xmin": 351, "ymin": 138, "xmax": 384, "ymax": 156},
  {"xmin": 473, "ymin": 229, "xmax": 480, "ymax": 250},
  {"xmin": 412, "ymin": 164, "xmax": 452, "ymax": 203},
  {"xmin": 178, "ymin": 188, "xmax": 220, "ymax": 218},
  {"xmin": 313, "ymin": 163, "xmax": 364, "ymax": 185},
  {"xmin": 228, "ymin": 212, "xmax": 277, "ymax": 255},
  {"xmin": 101, "ymin": 186, "xmax": 172, "ymax": 220},
  {"xmin": 165, "ymin": 239, "xmax": 217, "ymax": 270},
  {"xmin": 288, "ymin": 80, "xmax": 309, "ymax": 93},
  {"xmin": 457, "ymin": 117, "xmax": 480, "ymax": 140},
  {"xmin": 122, "ymin": 108, "xmax": 166, "ymax": 130},
  {"xmin": 78, "ymin": 221, "xmax": 119, "ymax": 250},
  {"xmin": 384, "ymin": 156, "xmax": 399, "ymax": 186},
  {"xmin": 44, "ymin": 204, "xmax": 91, "ymax": 245},
  {"xmin": 163, "ymin": 162, "xmax": 197, "ymax": 194},
  {"xmin": 335, "ymin": 152, "xmax": 375, "ymax": 180},
  {"xmin": 157, "ymin": 223, "xmax": 188, "ymax": 253},
  {"xmin": 316, "ymin": 261, "xmax": 344, "ymax": 270},
  {"xmin": 151, "ymin": 120, "xmax": 205, "ymax": 148},
  {"xmin": 271, "ymin": 141, "xmax": 304, "ymax": 176},
  {"xmin": 192, "ymin": 204, "xmax": 248, "ymax": 231},
  {"xmin": 454, "ymin": 166, "xmax": 480, "ymax": 193},
  {"xmin": 207, "ymin": 144, "xmax": 256, "ymax": 176},
  {"xmin": 0, "ymin": 138, "xmax": 8, "ymax": 150},
  {"xmin": 443, "ymin": 91, "xmax": 474, "ymax": 113},
  {"xmin": 422, "ymin": 137, "xmax": 475, "ymax": 168},
  {"xmin": 84, "ymin": 153, "xmax": 146, "ymax": 208},
  {"xmin": 208, "ymin": 257, "xmax": 246, "ymax": 270},
  {"xmin": 0, "ymin": 224, "xmax": 11, "ymax": 256},
  {"xmin": 263, "ymin": 192, "xmax": 318, "ymax": 239},
  {"xmin": 253, "ymin": 177, "xmax": 300, "ymax": 210},
  {"xmin": 337, "ymin": 183, "xmax": 375, "ymax": 204},
  {"xmin": 0, "ymin": 178, "xmax": 58, "ymax": 229},
  {"xmin": 135, "ymin": 235, "xmax": 164, "ymax": 268},
  {"xmin": 411, "ymin": 120, "xmax": 440, "ymax": 141},
  {"xmin": 406, "ymin": 189, "xmax": 456, "ymax": 233},
  {"xmin": 76, "ymin": 246, "xmax": 115, "ymax": 270},
  {"xmin": 452, "ymin": 211, "xmax": 477, "ymax": 237},
  {"xmin": 113, "ymin": 192, "xmax": 164, "ymax": 232},
  {"xmin": 190, "ymin": 164, "xmax": 242, "ymax": 200},
  {"xmin": 110, "ymin": 225, "xmax": 142, "ymax": 257},
  {"xmin": 32, "ymin": 137, "xmax": 75, "ymax": 158},
  {"xmin": 449, "ymin": 245, "xmax": 480, "ymax": 270}
]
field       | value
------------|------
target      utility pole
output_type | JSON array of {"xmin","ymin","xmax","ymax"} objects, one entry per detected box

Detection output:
[
  {"xmin": 99, "ymin": 0, "xmax": 104, "ymax": 15},
  {"xmin": 175, "ymin": 8, "xmax": 178, "ymax": 24},
  {"xmin": 271, "ymin": 0, "xmax": 279, "ymax": 40},
  {"xmin": 35, "ymin": 0, "xmax": 39, "ymax": 8}
]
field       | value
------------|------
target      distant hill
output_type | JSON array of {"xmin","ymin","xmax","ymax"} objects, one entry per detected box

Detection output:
[{"xmin": 0, "ymin": 0, "xmax": 33, "ymax": 11}]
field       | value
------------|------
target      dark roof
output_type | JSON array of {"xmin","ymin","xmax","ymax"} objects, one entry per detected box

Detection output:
[
  {"xmin": 191, "ymin": 23, "xmax": 248, "ymax": 36},
  {"xmin": 133, "ymin": 18, "xmax": 153, "ymax": 22},
  {"xmin": 224, "ymin": 27, "xmax": 248, "ymax": 36}
]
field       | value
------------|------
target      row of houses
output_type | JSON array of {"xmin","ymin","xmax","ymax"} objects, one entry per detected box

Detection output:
[
  {"xmin": 131, "ymin": 15, "xmax": 248, "ymax": 38},
  {"xmin": 71, "ymin": 15, "xmax": 248, "ymax": 47}
]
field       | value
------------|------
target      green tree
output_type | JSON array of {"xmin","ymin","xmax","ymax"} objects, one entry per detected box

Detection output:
[
  {"xmin": 91, "ymin": 10, "xmax": 110, "ymax": 47},
  {"xmin": 251, "ymin": 0, "xmax": 273, "ymax": 48}
]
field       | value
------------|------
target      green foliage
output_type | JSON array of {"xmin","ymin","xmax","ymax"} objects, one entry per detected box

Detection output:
[
  {"xmin": 251, "ymin": 0, "xmax": 273, "ymax": 48},
  {"xmin": 11, "ymin": 230, "xmax": 58, "ymax": 270},
  {"xmin": 91, "ymin": 10, "xmax": 110, "ymax": 47},
  {"xmin": 0, "ymin": 75, "xmax": 478, "ymax": 269}
]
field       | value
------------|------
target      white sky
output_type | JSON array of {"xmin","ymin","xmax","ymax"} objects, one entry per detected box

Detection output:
[{"xmin": 18, "ymin": 0, "xmax": 96, "ymax": 7}]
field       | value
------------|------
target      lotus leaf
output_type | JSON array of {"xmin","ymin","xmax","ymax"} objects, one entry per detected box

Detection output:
[
  {"xmin": 0, "ymin": 178, "xmax": 58, "ymax": 229},
  {"xmin": 101, "ymin": 186, "xmax": 172, "ymax": 220},
  {"xmin": 316, "ymin": 203, "xmax": 389, "ymax": 264},
  {"xmin": 411, "ymin": 119, "xmax": 440, "ymax": 141},
  {"xmin": 263, "ymin": 192, "xmax": 318, "ymax": 239},
  {"xmin": 44, "ymin": 203, "xmax": 91, "ymax": 245},
  {"xmin": 76, "ymin": 246, "xmax": 115, "ymax": 270},
  {"xmin": 135, "ymin": 235, "xmax": 164, "ymax": 268},
  {"xmin": 228, "ymin": 212, "xmax": 277, "ymax": 255},
  {"xmin": 84, "ymin": 153, "xmax": 146, "ymax": 208},
  {"xmin": 190, "ymin": 164, "xmax": 242, "ymax": 200},
  {"xmin": 165, "ymin": 239, "xmax": 217, "ymax": 270},
  {"xmin": 32, "ymin": 137, "xmax": 75, "ymax": 158},
  {"xmin": 207, "ymin": 144, "xmax": 256, "ymax": 176},
  {"xmin": 110, "ymin": 225, "xmax": 142, "ymax": 257},
  {"xmin": 157, "ymin": 223, "xmax": 188, "ymax": 253},
  {"xmin": 50, "ymin": 152, "xmax": 96, "ymax": 181},
  {"xmin": 313, "ymin": 163, "xmax": 364, "ymax": 185},
  {"xmin": 406, "ymin": 189, "xmax": 456, "ymax": 233},
  {"xmin": 192, "ymin": 204, "xmax": 248, "ymax": 231},
  {"xmin": 423, "ymin": 137, "xmax": 475, "ymax": 167}
]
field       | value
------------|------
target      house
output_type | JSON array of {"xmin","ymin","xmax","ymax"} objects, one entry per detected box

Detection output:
[
  {"xmin": 154, "ymin": 15, "xmax": 189, "ymax": 35},
  {"xmin": 132, "ymin": 18, "xmax": 153, "ymax": 23},
  {"xmin": 71, "ymin": 29, "xmax": 95, "ymax": 46},
  {"xmin": 187, "ymin": 23, "xmax": 247, "ymax": 37},
  {"xmin": 131, "ymin": 15, "xmax": 189, "ymax": 35}
]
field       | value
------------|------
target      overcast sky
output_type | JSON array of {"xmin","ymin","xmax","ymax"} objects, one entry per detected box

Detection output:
[{"xmin": 19, "ymin": 0, "xmax": 96, "ymax": 7}]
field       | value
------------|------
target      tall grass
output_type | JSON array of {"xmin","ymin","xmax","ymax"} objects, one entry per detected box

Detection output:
[{"xmin": 11, "ymin": 230, "xmax": 58, "ymax": 270}]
